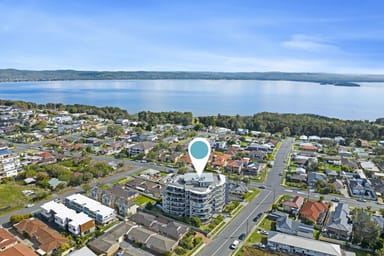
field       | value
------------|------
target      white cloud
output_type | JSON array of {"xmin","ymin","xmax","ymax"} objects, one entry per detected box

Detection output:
[{"xmin": 281, "ymin": 34, "xmax": 339, "ymax": 52}]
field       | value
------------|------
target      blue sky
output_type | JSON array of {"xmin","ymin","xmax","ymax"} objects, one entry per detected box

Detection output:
[{"xmin": 0, "ymin": 0, "xmax": 383, "ymax": 73}]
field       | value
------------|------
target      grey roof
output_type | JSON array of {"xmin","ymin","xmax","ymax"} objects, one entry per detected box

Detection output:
[
  {"xmin": 326, "ymin": 203, "xmax": 352, "ymax": 233},
  {"xmin": 308, "ymin": 172, "xmax": 327, "ymax": 184},
  {"xmin": 131, "ymin": 142, "xmax": 155, "ymax": 151},
  {"xmin": 147, "ymin": 234, "xmax": 175, "ymax": 253},
  {"xmin": 372, "ymin": 215, "xmax": 384, "ymax": 230},
  {"xmin": 68, "ymin": 246, "xmax": 97, "ymax": 256},
  {"xmin": 325, "ymin": 169, "xmax": 338, "ymax": 176},
  {"xmin": 268, "ymin": 231, "xmax": 342, "ymax": 256},
  {"xmin": 276, "ymin": 215, "xmax": 314, "ymax": 235},
  {"xmin": 88, "ymin": 223, "xmax": 132, "ymax": 254},
  {"xmin": 108, "ymin": 184, "xmax": 138, "ymax": 198},
  {"xmin": 130, "ymin": 212, "xmax": 188, "ymax": 240}
]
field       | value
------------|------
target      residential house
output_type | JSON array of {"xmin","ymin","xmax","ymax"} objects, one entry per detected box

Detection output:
[
  {"xmin": 267, "ymin": 231, "xmax": 342, "ymax": 256},
  {"xmin": 225, "ymin": 160, "xmax": 243, "ymax": 174},
  {"xmin": 268, "ymin": 211, "xmax": 289, "ymax": 221},
  {"xmin": 212, "ymin": 141, "xmax": 227, "ymax": 151},
  {"xmin": 0, "ymin": 228, "xmax": 37, "ymax": 256},
  {"xmin": 332, "ymin": 179, "xmax": 344, "ymax": 193},
  {"xmin": 276, "ymin": 215, "xmax": 314, "ymax": 238},
  {"xmin": 347, "ymin": 178, "xmax": 376, "ymax": 200},
  {"xmin": 371, "ymin": 215, "xmax": 384, "ymax": 234},
  {"xmin": 126, "ymin": 178, "xmax": 163, "ymax": 198},
  {"xmin": 341, "ymin": 158, "xmax": 358, "ymax": 170},
  {"xmin": 48, "ymin": 178, "xmax": 64, "ymax": 190},
  {"xmin": 127, "ymin": 142, "xmax": 155, "ymax": 156},
  {"xmin": 130, "ymin": 212, "xmax": 189, "ymax": 241},
  {"xmin": 139, "ymin": 169, "xmax": 161, "ymax": 181},
  {"xmin": 243, "ymin": 162, "xmax": 260, "ymax": 175},
  {"xmin": 282, "ymin": 196, "xmax": 304, "ymax": 215},
  {"xmin": 299, "ymin": 143, "xmax": 318, "ymax": 152},
  {"xmin": 210, "ymin": 153, "xmax": 231, "ymax": 169},
  {"xmin": 369, "ymin": 178, "xmax": 384, "ymax": 197},
  {"xmin": 249, "ymin": 150, "xmax": 267, "ymax": 162},
  {"xmin": 227, "ymin": 181, "xmax": 249, "ymax": 201},
  {"xmin": 300, "ymin": 201, "xmax": 328, "ymax": 224},
  {"xmin": 88, "ymin": 223, "xmax": 131, "ymax": 256},
  {"xmin": 360, "ymin": 161, "xmax": 380, "ymax": 173},
  {"xmin": 307, "ymin": 172, "xmax": 327, "ymax": 186},
  {"xmin": 124, "ymin": 221, "xmax": 178, "ymax": 255},
  {"xmin": 324, "ymin": 203, "xmax": 352, "ymax": 240},
  {"xmin": 38, "ymin": 152, "xmax": 57, "ymax": 165},
  {"xmin": 287, "ymin": 173, "xmax": 307, "ymax": 183},
  {"xmin": 68, "ymin": 246, "xmax": 97, "ymax": 256},
  {"xmin": 325, "ymin": 169, "xmax": 338, "ymax": 179},
  {"xmin": 14, "ymin": 219, "xmax": 68, "ymax": 255},
  {"xmin": 90, "ymin": 184, "xmax": 139, "ymax": 217},
  {"xmin": 246, "ymin": 143, "xmax": 272, "ymax": 152}
]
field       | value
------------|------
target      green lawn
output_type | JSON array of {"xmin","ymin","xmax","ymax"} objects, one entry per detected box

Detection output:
[
  {"xmin": 0, "ymin": 182, "xmax": 47, "ymax": 214},
  {"xmin": 244, "ymin": 188, "xmax": 260, "ymax": 202},
  {"xmin": 133, "ymin": 194, "xmax": 156, "ymax": 206},
  {"xmin": 248, "ymin": 229, "xmax": 267, "ymax": 243},
  {"xmin": 259, "ymin": 218, "xmax": 275, "ymax": 231}
]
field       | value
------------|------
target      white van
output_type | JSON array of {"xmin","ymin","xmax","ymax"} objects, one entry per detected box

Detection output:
[{"xmin": 230, "ymin": 240, "xmax": 240, "ymax": 249}]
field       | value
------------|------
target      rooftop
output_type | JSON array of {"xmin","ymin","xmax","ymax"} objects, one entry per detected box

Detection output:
[
  {"xmin": 268, "ymin": 231, "xmax": 342, "ymax": 256},
  {"xmin": 167, "ymin": 172, "xmax": 226, "ymax": 193},
  {"xmin": 66, "ymin": 193, "xmax": 115, "ymax": 216}
]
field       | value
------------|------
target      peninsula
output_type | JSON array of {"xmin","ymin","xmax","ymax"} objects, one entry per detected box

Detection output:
[{"xmin": 2, "ymin": 69, "xmax": 384, "ymax": 85}]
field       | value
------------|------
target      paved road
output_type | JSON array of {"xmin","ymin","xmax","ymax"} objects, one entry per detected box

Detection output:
[{"xmin": 198, "ymin": 138, "xmax": 294, "ymax": 256}]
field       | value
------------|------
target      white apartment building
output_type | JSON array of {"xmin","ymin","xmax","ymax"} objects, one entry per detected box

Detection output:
[
  {"xmin": 65, "ymin": 193, "xmax": 116, "ymax": 224},
  {"xmin": 0, "ymin": 146, "xmax": 21, "ymax": 179},
  {"xmin": 162, "ymin": 173, "xmax": 226, "ymax": 222},
  {"xmin": 41, "ymin": 200, "xmax": 95, "ymax": 236}
]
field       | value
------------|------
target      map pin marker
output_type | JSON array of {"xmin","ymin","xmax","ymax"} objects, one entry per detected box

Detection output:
[{"xmin": 188, "ymin": 138, "xmax": 210, "ymax": 177}]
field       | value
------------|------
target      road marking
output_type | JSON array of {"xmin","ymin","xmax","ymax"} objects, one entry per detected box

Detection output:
[
  {"xmin": 209, "ymin": 190, "xmax": 272, "ymax": 256},
  {"xmin": 284, "ymin": 189, "xmax": 293, "ymax": 192},
  {"xmin": 297, "ymin": 191, "xmax": 306, "ymax": 195}
]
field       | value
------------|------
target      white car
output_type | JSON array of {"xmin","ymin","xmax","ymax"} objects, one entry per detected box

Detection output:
[
  {"xmin": 25, "ymin": 204, "xmax": 35, "ymax": 208},
  {"xmin": 230, "ymin": 240, "xmax": 240, "ymax": 249}
]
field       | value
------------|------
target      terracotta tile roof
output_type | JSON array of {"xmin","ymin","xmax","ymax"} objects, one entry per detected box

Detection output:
[
  {"xmin": 39, "ymin": 152, "xmax": 52, "ymax": 159},
  {"xmin": 15, "ymin": 219, "xmax": 68, "ymax": 254},
  {"xmin": 226, "ymin": 160, "xmax": 242, "ymax": 168},
  {"xmin": 300, "ymin": 145, "xmax": 318, "ymax": 151},
  {"xmin": 0, "ymin": 228, "xmax": 17, "ymax": 251},
  {"xmin": 300, "ymin": 201, "xmax": 328, "ymax": 222},
  {"xmin": 0, "ymin": 243, "xmax": 38, "ymax": 256},
  {"xmin": 211, "ymin": 153, "xmax": 231, "ymax": 167},
  {"xmin": 282, "ymin": 196, "xmax": 304, "ymax": 209}
]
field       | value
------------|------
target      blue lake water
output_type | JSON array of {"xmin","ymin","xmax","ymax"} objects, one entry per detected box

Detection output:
[{"xmin": 0, "ymin": 80, "xmax": 383, "ymax": 120}]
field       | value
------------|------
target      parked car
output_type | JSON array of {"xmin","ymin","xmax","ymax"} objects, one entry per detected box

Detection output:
[
  {"xmin": 230, "ymin": 240, "xmax": 240, "ymax": 249},
  {"xmin": 25, "ymin": 204, "xmax": 35, "ymax": 208},
  {"xmin": 260, "ymin": 230, "xmax": 269, "ymax": 235},
  {"xmin": 357, "ymin": 198, "xmax": 367, "ymax": 202},
  {"xmin": 239, "ymin": 233, "xmax": 246, "ymax": 240}
]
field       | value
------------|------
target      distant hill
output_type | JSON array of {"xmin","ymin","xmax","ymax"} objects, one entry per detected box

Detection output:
[{"xmin": 1, "ymin": 69, "xmax": 384, "ymax": 85}]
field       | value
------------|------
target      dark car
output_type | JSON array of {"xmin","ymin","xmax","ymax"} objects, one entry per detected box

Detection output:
[
  {"xmin": 331, "ymin": 198, "xmax": 340, "ymax": 203},
  {"xmin": 259, "ymin": 185, "xmax": 266, "ymax": 189},
  {"xmin": 239, "ymin": 233, "xmax": 246, "ymax": 240},
  {"xmin": 253, "ymin": 213, "xmax": 263, "ymax": 222}
]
